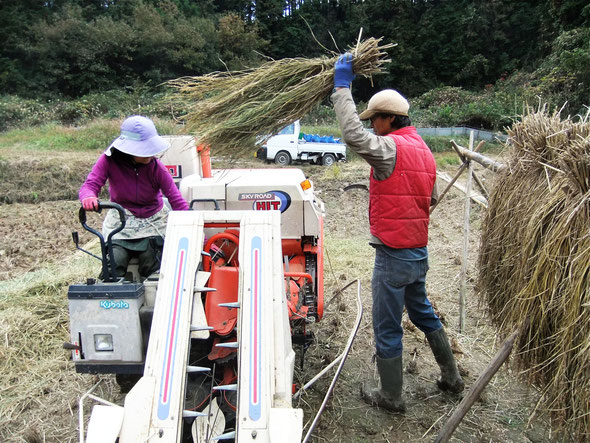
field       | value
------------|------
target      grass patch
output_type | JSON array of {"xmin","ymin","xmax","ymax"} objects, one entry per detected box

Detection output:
[
  {"xmin": 0, "ymin": 118, "xmax": 500, "ymax": 204},
  {"xmin": 0, "ymin": 121, "xmax": 117, "ymax": 152},
  {"xmin": 0, "ymin": 118, "xmax": 183, "ymax": 153},
  {"xmin": 435, "ymin": 153, "xmax": 461, "ymax": 168},
  {"xmin": 300, "ymin": 124, "xmax": 341, "ymax": 138}
]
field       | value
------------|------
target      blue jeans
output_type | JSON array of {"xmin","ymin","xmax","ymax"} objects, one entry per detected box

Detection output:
[{"xmin": 371, "ymin": 244, "xmax": 442, "ymax": 358}]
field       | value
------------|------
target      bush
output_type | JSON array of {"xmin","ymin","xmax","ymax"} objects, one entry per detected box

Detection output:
[
  {"xmin": 422, "ymin": 136, "xmax": 454, "ymax": 153},
  {"xmin": 0, "ymin": 96, "xmax": 52, "ymax": 132},
  {"xmin": 0, "ymin": 87, "xmax": 174, "ymax": 132},
  {"xmin": 302, "ymin": 103, "xmax": 337, "ymax": 126},
  {"xmin": 515, "ymin": 27, "xmax": 589, "ymax": 117},
  {"xmin": 411, "ymin": 86, "xmax": 522, "ymax": 130}
]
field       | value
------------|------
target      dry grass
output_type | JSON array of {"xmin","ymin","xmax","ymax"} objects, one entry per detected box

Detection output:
[
  {"xmin": 0, "ymin": 157, "xmax": 555, "ymax": 441},
  {"xmin": 0, "ymin": 241, "xmax": 120, "ymax": 442},
  {"xmin": 478, "ymin": 106, "xmax": 590, "ymax": 440},
  {"xmin": 165, "ymin": 38, "xmax": 394, "ymax": 155}
]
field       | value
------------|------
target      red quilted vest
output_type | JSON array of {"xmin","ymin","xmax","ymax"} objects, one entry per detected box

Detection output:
[{"xmin": 369, "ymin": 126, "xmax": 436, "ymax": 248}]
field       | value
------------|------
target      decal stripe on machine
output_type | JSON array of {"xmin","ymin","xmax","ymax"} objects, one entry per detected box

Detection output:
[
  {"xmin": 249, "ymin": 236, "xmax": 262, "ymax": 421},
  {"xmin": 158, "ymin": 236, "xmax": 189, "ymax": 420}
]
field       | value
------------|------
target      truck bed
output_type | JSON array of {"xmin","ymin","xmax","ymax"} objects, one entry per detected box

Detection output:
[{"xmin": 296, "ymin": 141, "xmax": 346, "ymax": 153}]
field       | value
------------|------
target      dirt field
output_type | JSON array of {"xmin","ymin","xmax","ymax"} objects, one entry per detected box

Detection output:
[{"xmin": 0, "ymin": 154, "xmax": 556, "ymax": 442}]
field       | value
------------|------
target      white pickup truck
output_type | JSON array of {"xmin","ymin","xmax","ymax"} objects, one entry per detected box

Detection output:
[{"xmin": 256, "ymin": 120, "xmax": 346, "ymax": 166}]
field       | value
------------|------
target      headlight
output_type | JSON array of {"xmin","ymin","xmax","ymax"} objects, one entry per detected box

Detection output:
[{"xmin": 94, "ymin": 334, "xmax": 114, "ymax": 352}]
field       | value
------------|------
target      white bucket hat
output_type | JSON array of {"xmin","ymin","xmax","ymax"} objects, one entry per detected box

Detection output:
[
  {"xmin": 105, "ymin": 115, "xmax": 170, "ymax": 157},
  {"xmin": 359, "ymin": 89, "xmax": 410, "ymax": 120}
]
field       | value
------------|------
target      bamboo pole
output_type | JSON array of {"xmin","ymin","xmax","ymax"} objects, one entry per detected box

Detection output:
[
  {"xmin": 450, "ymin": 141, "xmax": 490, "ymax": 199},
  {"xmin": 436, "ymin": 172, "xmax": 487, "ymax": 208},
  {"xmin": 458, "ymin": 132, "xmax": 474, "ymax": 332},
  {"xmin": 452, "ymin": 143, "xmax": 506, "ymax": 172},
  {"xmin": 434, "ymin": 330, "xmax": 519, "ymax": 443},
  {"xmin": 430, "ymin": 140, "xmax": 486, "ymax": 214}
]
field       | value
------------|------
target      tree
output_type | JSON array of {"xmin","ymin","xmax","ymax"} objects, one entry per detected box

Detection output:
[
  {"xmin": 0, "ymin": 0, "xmax": 586, "ymax": 104},
  {"xmin": 218, "ymin": 13, "xmax": 267, "ymax": 70},
  {"xmin": 547, "ymin": 0, "xmax": 590, "ymax": 29},
  {"xmin": 21, "ymin": 4, "xmax": 134, "ymax": 96}
]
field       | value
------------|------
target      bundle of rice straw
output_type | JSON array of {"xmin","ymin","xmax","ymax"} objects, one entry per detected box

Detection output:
[
  {"xmin": 478, "ymin": 106, "xmax": 590, "ymax": 440},
  {"xmin": 165, "ymin": 37, "xmax": 393, "ymax": 154}
]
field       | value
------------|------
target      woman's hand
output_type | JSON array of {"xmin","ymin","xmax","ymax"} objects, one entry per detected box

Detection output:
[{"xmin": 82, "ymin": 197, "xmax": 99, "ymax": 211}]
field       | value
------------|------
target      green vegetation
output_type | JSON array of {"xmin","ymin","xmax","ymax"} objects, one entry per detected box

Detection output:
[
  {"xmin": 0, "ymin": 0, "xmax": 587, "ymax": 134},
  {"xmin": 422, "ymin": 135, "xmax": 503, "ymax": 154},
  {"xmin": 0, "ymin": 122, "xmax": 115, "ymax": 152},
  {"xmin": 0, "ymin": 88, "xmax": 175, "ymax": 132},
  {"xmin": 435, "ymin": 154, "xmax": 461, "ymax": 168},
  {"xmin": 0, "ymin": 118, "xmax": 180, "ymax": 153},
  {"xmin": 300, "ymin": 124, "xmax": 341, "ymax": 137}
]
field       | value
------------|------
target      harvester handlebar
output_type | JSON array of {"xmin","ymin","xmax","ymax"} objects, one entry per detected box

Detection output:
[
  {"xmin": 77, "ymin": 201, "xmax": 127, "ymax": 282},
  {"xmin": 78, "ymin": 201, "xmax": 126, "ymax": 226}
]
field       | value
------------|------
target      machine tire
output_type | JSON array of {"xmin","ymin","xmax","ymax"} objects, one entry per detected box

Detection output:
[
  {"xmin": 116, "ymin": 373, "xmax": 141, "ymax": 393},
  {"xmin": 322, "ymin": 153, "xmax": 336, "ymax": 166},
  {"xmin": 274, "ymin": 151, "xmax": 292, "ymax": 166}
]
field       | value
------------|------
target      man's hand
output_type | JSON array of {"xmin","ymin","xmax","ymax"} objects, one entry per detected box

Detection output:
[
  {"xmin": 82, "ymin": 197, "xmax": 99, "ymax": 211},
  {"xmin": 334, "ymin": 53, "xmax": 356, "ymax": 88}
]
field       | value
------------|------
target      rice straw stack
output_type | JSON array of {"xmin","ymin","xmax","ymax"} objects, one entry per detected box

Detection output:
[
  {"xmin": 165, "ymin": 37, "xmax": 394, "ymax": 154},
  {"xmin": 478, "ymin": 106, "xmax": 590, "ymax": 440}
]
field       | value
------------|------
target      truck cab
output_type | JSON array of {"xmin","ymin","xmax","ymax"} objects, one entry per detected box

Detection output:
[{"xmin": 256, "ymin": 120, "xmax": 346, "ymax": 166}]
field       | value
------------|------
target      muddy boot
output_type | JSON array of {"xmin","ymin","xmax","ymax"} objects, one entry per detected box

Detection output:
[
  {"xmin": 361, "ymin": 355, "xmax": 406, "ymax": 413},
  {"xmin": 426, "ymin": 328, "xmax": 464, "ymax": 393}
]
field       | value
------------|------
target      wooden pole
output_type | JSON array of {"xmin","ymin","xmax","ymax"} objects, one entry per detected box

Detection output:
[
  {"xmin": 430, "ymin": 140, "xmax": 486, "ymax": 214},
  {"xmin": 450, "ymin": 141, "xmax": 490, "ymax": 199},
  {"xmin": 436, "ymin": 172, "xmax": 487, "ymax": 208},
  {"xmin": 434, "ymin": 330, "xmax": 519, "ymax": 443},
  {"xmin": 452, "ymin": 143, "xmax": 506, "ymax": 172},
  {"xmin": 458, "ymin": 132, "xmax": 474, "ymax": 333}
]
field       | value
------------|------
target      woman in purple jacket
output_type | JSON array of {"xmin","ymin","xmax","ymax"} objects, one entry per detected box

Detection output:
[{"xmin": 79, "ymin": 115, "xmax": 189, "ymax": 280}]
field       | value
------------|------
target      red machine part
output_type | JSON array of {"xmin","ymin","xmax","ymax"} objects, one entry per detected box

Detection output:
[
  {"xmin": 205, "ymin": 265, "xmax": 239, "ymax": 336},
  {"xmin": 202, "ymin": 230, "xmax": 240, "ymax": 272},
  {"xmin": 303, "ymin": 216, "xmax": 324, "ymax": 320},
  {"xmin": 197, "ymin": 144, "xmax": 212, "ymax": 178},
  {"xmin": 202, "ymin": 228, "xmax": 323, "ymax": 328},
  {"xmin": 283, "ymin": 254, "xmax": 311, "ymax": 321}
]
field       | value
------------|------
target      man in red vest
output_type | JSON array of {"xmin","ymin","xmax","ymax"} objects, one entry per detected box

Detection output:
[{"xmin": 332, "ymin": 54, "xmax": 464, "ymax": 412}]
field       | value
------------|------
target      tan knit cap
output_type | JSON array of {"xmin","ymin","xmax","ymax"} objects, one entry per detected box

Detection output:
[{"xmin": 358, "ymin": 89, "xmax": 410, "ymax": 120}]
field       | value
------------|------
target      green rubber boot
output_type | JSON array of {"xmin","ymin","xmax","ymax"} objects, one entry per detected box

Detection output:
[
  {"xmin": 426, "ymin": 328, "xmax": 465, "ymax": 393},
  {"xmin": 361, "ymin": 355, "xmax": 406, "ymax": 413}
]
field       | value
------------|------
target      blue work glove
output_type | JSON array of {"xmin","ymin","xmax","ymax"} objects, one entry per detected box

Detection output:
[{"xmin": 334, "ymin": 53, "xmax": 356, "ymax": 88}]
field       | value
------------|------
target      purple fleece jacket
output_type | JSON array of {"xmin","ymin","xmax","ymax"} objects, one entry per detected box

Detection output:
[{"xmin": 79, "ymin": 154, "xmax": 189, "ymax": 218}]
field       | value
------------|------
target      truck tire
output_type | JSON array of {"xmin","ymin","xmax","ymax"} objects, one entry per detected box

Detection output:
[
  {"xmin": 322, "ymin": 153, "xmax": 336, "ymax": 166},
  {"xmin": 275, "ymin": 151, "xmax": 291, "ymax": 166}
]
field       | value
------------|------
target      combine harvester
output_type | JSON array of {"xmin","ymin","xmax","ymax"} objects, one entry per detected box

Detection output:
[{"xmin": 65, "ymin": 137, "xmax": 361, "ymax": 442}]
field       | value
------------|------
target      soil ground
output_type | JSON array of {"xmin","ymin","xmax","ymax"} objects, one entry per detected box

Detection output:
[{"xmin": 0, "ymin": 153, "xmax": 557, "ymax": 442}]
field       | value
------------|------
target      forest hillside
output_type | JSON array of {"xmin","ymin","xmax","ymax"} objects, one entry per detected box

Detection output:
[{"xmin": 1, "ymin": 0, "xmax": 589, "ymax": 131}]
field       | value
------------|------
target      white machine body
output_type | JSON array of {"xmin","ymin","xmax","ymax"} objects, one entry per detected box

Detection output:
[
  {"xmin": 180, "ymin": 167, "xmax": 324, "ymax": 239},
  {"xmin": 76, "ymin": 136, "xmax": 322, "ymax": 443}
]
